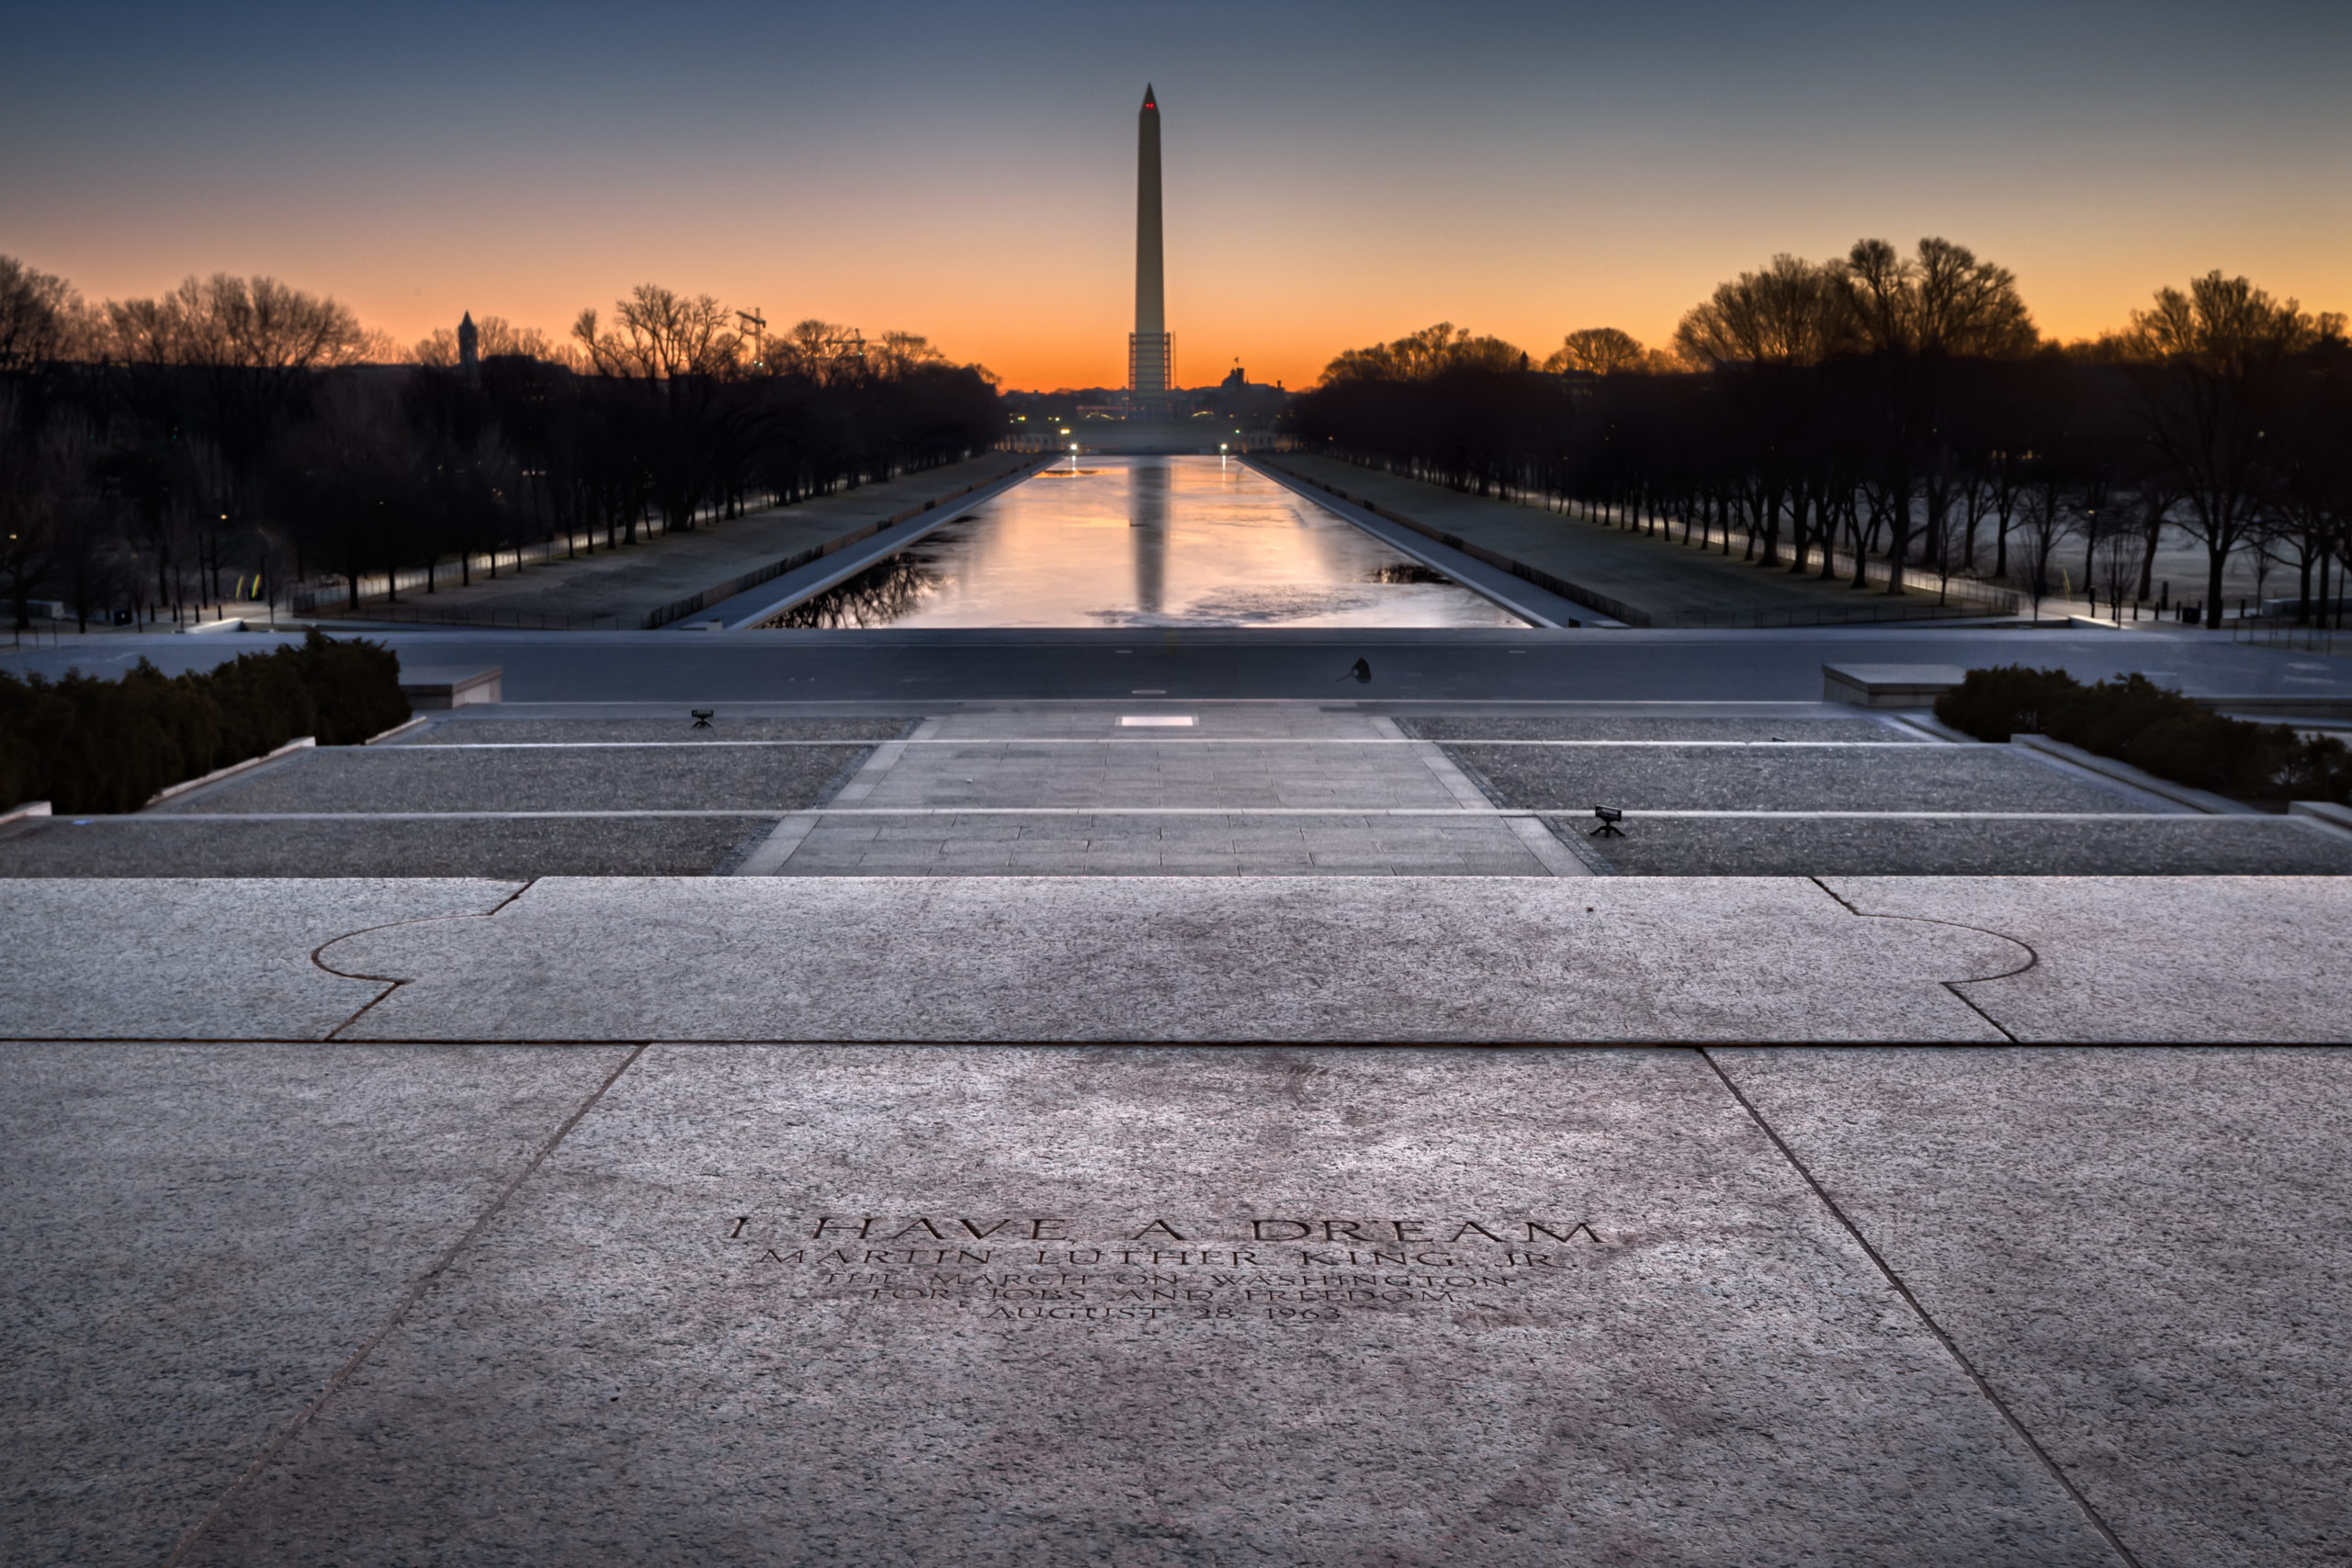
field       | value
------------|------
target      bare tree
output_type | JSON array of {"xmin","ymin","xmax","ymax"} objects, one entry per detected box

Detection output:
[
  {"xmin": 1545, "ymin": 327, "xmax": 1649, "ymax": 376},
  {"xmin": 2094, "ymin": 520, "xmax": 2141, "ymax": 623},
  {"xmin": 0, "ymin": 256, "xmax": 85, "ymax": 370},
  {"xmin": 2264, "ymin": 315, "xmax": 2350, "ymax": 622},
  {"xmin": 89, "ymin": 272, "xmax": 379, "ymax": 555},
  {"xmin": 2013, "ymin": 471, "xmax": 2075, "ymax": 622},
  {"xmin": 0, "ymin": 384, "xmax": 50, "ymax": 627},
  {"xmin": 271, "ymin": 377, "xmax": 424, "ymax": 611},
  {"xmin": 2077, "ymin": 495, "xmax": 2137, "ymax": 619},
  {"xmin": 1834, "ymin": 238, "xmax": 2040, "ymax": 593},
  {"xmin": 28, "ymin": 419, "xmax": 130, "ymax": 630},
  {"xmin": 1907, "ymin": 238, "xmax": 2039, "ymax": 357},
  {"xmin": 874, "ymin": 331, "xmax": 946, "ymax": 378},
  {"xmin": 771, "ymin": 318, "xmax": 862, "ymax": 383},
  {"xmin": 96, "ymin": 273, "xmax": 372, "ymax": 372},
  {"xmin": 2127, "ymin": 271, "xmax": 2319, "ymax": 627},
  {"xmin": 571, "ymin": 286, "xmax": 742, "ymax": 379},
  {"xmin": 1673, "ymin": 255, "xmax": 1852, "ymax": 367},
  {"xmin": 1320, "ymin": 322, "xmax": 1528, "ymax": 383}
]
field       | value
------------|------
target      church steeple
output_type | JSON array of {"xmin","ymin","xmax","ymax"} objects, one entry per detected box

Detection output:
[{"xmin": 458, "ymin": 310, "xmax": 480, "ymax": 377}]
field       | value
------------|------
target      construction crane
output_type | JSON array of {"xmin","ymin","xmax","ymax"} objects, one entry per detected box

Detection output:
[
  {"xmin": 735, "ymin": 309, "xmax": 767, "ymax": 367},
  {"xmin": 820, "ymin": 330, "xmax": 867, "ymax": 369}
]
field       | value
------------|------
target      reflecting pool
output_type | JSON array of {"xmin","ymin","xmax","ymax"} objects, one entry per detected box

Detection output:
[{"xmin": 770, "ymin": 455, "xmax": 1525, "ymax": 628}]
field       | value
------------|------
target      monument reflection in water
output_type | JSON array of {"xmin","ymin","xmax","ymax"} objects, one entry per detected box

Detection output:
[{"xmin": 776, "ymin": 456, "xmax": 1525, "ymax": 629}]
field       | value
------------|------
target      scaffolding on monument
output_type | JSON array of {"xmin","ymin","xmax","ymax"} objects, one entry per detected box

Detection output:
[{"xmin": 1129, "ymin": 332, "xmax": 1174, "ymax": 404}]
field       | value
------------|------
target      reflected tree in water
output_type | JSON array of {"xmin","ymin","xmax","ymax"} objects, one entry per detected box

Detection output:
[
  {"xmin": 765, "ymin": 548, "xmax": 944, "ymax": 627},
  {"xmin": 1369, "ymin": 562, "xmax": 1452, "ymax": 585}
]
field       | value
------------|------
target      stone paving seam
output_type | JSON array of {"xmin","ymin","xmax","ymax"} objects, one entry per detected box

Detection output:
[
  {"xmin": 1806, "ymin": 876, "xmax": 2038, "ymax": 1044},
  {"xmin": 1697, "ymin": 1046, "xmax": 2146, "ymax": 1568},
  {"xmin": 311, "ymin": 879, "xmax": 540, "ymax": 1041},
  {"xmin": 155, "ymin": 1041, "xmax": 650, "ymax": 1568}
]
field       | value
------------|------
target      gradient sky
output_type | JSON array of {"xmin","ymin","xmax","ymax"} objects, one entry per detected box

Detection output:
[{"xmin": 6, "ymin": 0, "xmax": 2346, "ymax": 389}]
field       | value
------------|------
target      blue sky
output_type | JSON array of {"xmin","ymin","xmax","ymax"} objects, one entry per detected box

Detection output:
[{"xmin": 7, "ymin": 0, "xmax": 2346, "ymax": 386}]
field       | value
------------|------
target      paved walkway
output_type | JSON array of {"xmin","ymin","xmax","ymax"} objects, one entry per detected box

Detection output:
[
  {"xmin": 1264, "ymin": 452, "xmax": 1995, "ymax": 626},
  {"xmin": 8, "ymin": 700, "xmax": 2348, "ymax": 878},
  {"xmin": 756, "ymin": 705, "xmax": 1577, "ymax": 875},
  {"xmin": 6, "ymin": 707, "xmax": 2349, "ymax": 1566},
  {"xmin": 6, "ymin": 871, "xmax": 2346, "ymax": 1043},
  {"xmin": 302, "ymin": 452, "xmax": 1037, "ymax": 628}
]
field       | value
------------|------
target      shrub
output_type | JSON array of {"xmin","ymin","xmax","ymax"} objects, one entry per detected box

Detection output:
[
  {"xmin": 2120, "ymin": 713, "xmax": 2288, "ymax": 797},
  {"xmin": 1932, "ymin": 665, "xmax": 2079, "ymax": 743},
  {"xmin": 0, "ymin": 630, "xmax": 407, "ymax": 813},
  {"xmin": 2279, "ymin": 736, "xmax": 2352, "ymax": 805},
  {"xmin": 294, "ymin": 629, "xmax": 409, "ymax": 745},
  {"xmin": 1937, "ymin": 664, "xmax": 2349, "ymax": 805},
  {"xmin": 2045, "ymin": 673, "xmax": 2201, "ymax": 757}
]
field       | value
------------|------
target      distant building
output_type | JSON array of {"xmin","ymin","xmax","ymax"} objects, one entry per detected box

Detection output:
[{"xmin": 458, "ymin": 311, "xmax": 480, "ymax": 378}]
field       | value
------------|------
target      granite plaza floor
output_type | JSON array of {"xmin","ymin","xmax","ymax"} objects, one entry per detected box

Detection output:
[
  {"xmin": 5, "ymin": 1041, "xmax": 2348, "ymax": 1568},
  {"xmin": 5, "ymin": 698, "xmax": 2350, "ymax": 1566},
  {"xmin": 6, "ymin": 699, "xmax": 2349, "ymax": 879}
]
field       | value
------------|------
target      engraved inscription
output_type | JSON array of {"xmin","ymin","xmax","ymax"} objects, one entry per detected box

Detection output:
[{"xmin": 721, "ymin": 1212, "xmax": 1605, "ymax": 1328}]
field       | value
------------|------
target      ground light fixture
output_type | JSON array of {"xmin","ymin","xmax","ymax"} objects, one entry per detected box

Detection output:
[
  {"xmin": 690, "ymin": 709, "xmax": 714, "ymax": 728},
  {"xmin": 1590, "ymin": 806, "xmax": 1625, "ymax": 837}
]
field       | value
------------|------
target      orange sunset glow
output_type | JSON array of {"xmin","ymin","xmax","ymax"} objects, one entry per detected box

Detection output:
[{"xmin": 7, "ymin": 3, "xmax": 2343, "ymax": 387}]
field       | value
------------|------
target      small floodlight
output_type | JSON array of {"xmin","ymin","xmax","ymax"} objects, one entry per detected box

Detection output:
[
  {"xmin": 1589, "ymin": 806, "xmax": 1624, "ymax": 838},
  {"xmin": 690, "ymin": 709, "xmax": 715, "ymax": 729}
]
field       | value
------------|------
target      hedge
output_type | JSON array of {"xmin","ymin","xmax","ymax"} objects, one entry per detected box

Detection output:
[
  {"xmin": 0, "ymin": 630, "xmax": 409, "ymax": 814},
  {"xmin": 1936, "ymin": 666, "xmax": 2351, "ymax": 805}
]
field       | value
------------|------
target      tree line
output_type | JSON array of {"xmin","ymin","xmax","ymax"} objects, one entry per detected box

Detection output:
[
  {"xmin": 1288, "ymin": 241, "xmax": 2351, "ymax": 626},
  {"xmin": 0, "ymin": 262, "xmax": 1003, "ymax": 626}
]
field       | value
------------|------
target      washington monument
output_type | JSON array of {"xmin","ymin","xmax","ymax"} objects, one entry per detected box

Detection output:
[{"xmin": 1129, "ymin": 84, "xmax": 1172, "ymax": 409}]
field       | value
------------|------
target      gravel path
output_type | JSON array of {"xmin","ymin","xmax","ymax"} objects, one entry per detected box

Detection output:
[
  {"xmin": 156, "ymin": 744, "xmax": 875, "ymax": 815},
  {"xmin": 0, "ymin": 816, "xmax": 777, "ymax": 877},
  {"xmin": 1557, "ymin": 814, "xmax": 2352, "ymax": 875},
  {"xmin": 1451, "ymin": 742, "xmax": 2147, "ymax": 813}
]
